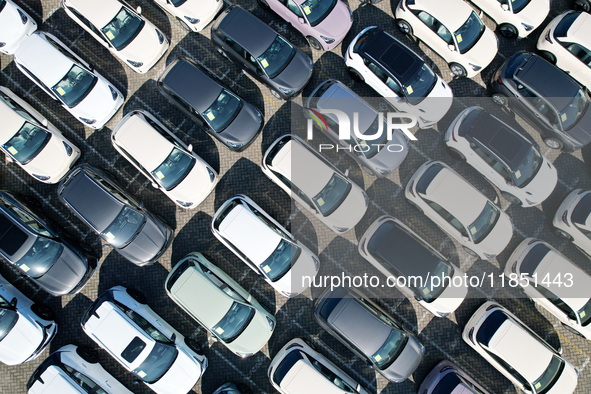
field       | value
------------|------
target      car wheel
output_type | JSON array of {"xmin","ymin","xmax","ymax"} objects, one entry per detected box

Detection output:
[
  {"xmin": 216, "ymin": 47, "xmax": 229, "ymax": 59},
  {"xmin": 463, "ymin": 246, "xmax": 479, "ymax": 257},
  {"xmin": 562, "ymin": 323, "xmax": 585, "ymax": 337},
  {"xmin": 538, "ymin": 50, "xmax": 557, "ymax": 65},
  {"xmin": 397, "ymin": 19, "xmax": 413, "ymax": 35},
  {"xmin": 554, "ymin": 227, "xmax": 573, "ymax": 241},
  {"xmin": 307, "ymin": 36, "xmax": 323, "ymax": 51},
  {"xmin": 449, "ymin": 63, "xmax": 467, "ymax": 77},
  {"xmin": 347, "ymin": 67, "xmax": 364, "ymax": 82},
  {"xmin": 185, "ymin": 338, "xmax": 202, "ymax": 353},
  {"xmin": 544, "ymin": 137, "xmax": 564, "ymax": 150},
  {"xmin": 31, "ymin": 304, "xmax": 55, "ymax": 321},
  {"xmin": 257, "ymin": 0, "xmax": 271, "ymax": 9},
  {"xmin": 498, "ymin": 23, "xmax": 518, "ymax": 39},
  {"xmin": 126, "ymin": 288, "xmax": 147, "ymax": 304},
  {"xmin": 501, "ymin": 191, "xmax": 522, "ymax": 205},
  {"xmin": 447, "ymin": 147, "xmax": 465, "ymax": 161},
  {"xmin": 177, "ymin": 17, "xmax": 191, "ymax": 32},
  {"xmin": 575, "ymin": 0, "xmax": 591, "ymax": 12},
  {"xmin": 76, "ymin": 346, "xmax": 99, "ymax": 363},
  {"xmin": 270, "ymin": 89, "xmax": 282, "ymax": 99},
  {"xmin": 491, "ymin": 93, "xmax": 508, "ymax": 106}
]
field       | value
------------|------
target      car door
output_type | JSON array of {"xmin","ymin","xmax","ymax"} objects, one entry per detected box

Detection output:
[
  {"xmin": 509, "ymin": 83, "xmax": 557, "ymax": 136},
  {"xmin": 411, "ymin": 10, "xmax": 455, "ymax": 62},
  {"xmin": 468, "ymin": 141, "xmax": 512, "ymax": 190},
  {"xmin": 65, "ymin": 4, "xmax": 113, "ymax": 51},
  {"xmin": 360, "ymin": 58, "xmax": 395, "ymax": 98},
  {"xmin": 425, "ymin": 198, "xmax": 470, "ymax": 243}
]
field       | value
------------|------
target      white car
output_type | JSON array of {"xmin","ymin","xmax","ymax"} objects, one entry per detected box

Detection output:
[
  {"xmin": 212, "ymin": 195, "xmax": 319, "ymax": 297},
  {"xmin": 27, "ymin": 344, "xmax": 133, "ymax": 394},
  {"xmin": 395, "ymin": 0, "xmax": 498, "ymax": 77},
  {"xmin": 153, "ymin": 0, "xmax": 223, "ymax": 32},
  {"xmin": 345, "ymin": 26, "xmax": 453, "ymax": 129},
  {"xmin": 0, "ymin": 86, "xmax": 81, "ymax": 183},
  {"xmin": 469, "ymin": 0, "xmax": 550, "ymax": 38},
  {"xmin": 537, "ymin": 11, "xmax": 591, "ymax": 89},
  {"xmin": 62, "ymin": 0, "xmax": 169, "ymax": 73},
  {"xmin": 111, "ymin": 110, "xmax": 218, "ymax": 209},
  {"xmin": 506, "ymin": 238, "xmax": 591, "ymax": 339},
  {"xmin": 13, "ymin": 31, "xmax": 124, "ymax": 129},
  {"xmin": 553, "ymin": 189, "xmax": 591, "ymax": 256},
  {"xmin": 405, "ymin": 160, "xmax": 513, "ymax": 259},
  {"xmin": 262, "ymin": 135, "xmax": 369, "ymax": 233},
  {"xmin": 0, "ymin": 0, "xmax": 37, "ymax": 54},
  {"xmin": 445, "ymin": 106, "xmax": 557, "ymax": 207},
  {"xmin": 463, "ymin": 302, "xmax": 579, "ymax": 393},
  {"xmin": 81, "ymin": 286, "xmax": 207, "ymax": 394},
  {"xmin": 0, "ymin": 272, "xmax": 57, "ymax": 366}
]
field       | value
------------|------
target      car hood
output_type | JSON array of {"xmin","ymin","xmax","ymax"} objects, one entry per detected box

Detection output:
[
  {"xmin": 169, "ymin": 160, "xmax": 216, "ymax": 207},
  {"xmin": 23, "ymin": 134, "xmax": 75, "ymax": 180},
  {"xmin": 520, "ymin": 0, "xmax": 551, "ymax": 28},
  {"xmin": 413, "ymin": 77, "xmax": 453, "ymax": 124},
  {"xmin": 462, "ymin": 27, "xmax": 498, "ymax": 70},
  {"xmin": 521, "ymin": 159, "xmax": 557, "ymax": 205},
  {"xmin": 273, "ymin": 245, "xmax": 318, "ymax": 296},
  {"xmin": 149, "ymin": 349, "xmax": 203, "ymax": 394},
  {"xmin": 547, "ymin": 360, "xmax": 578, "ymax": 394},
  {"xmin": 426, "ymin": 269, "xmax": 468, "ymax": 316},
  {"xmin": 227, "ymin": 310, "xmax": 274, "ymax": 356},
  {"xmin": 313, "ymin": 1, "xmax": 352, "ymax": 41},
  {"xmin": 180, "ymin": 0, "xmax": 220, "ymax": 19},
  {"xmin": 272, "ymin": 50, "xmax": 312, "ymax": 93},
  {"xmin": 0, "ymin": 313, "xmax": 43, "ymax": 365},
  {"xmin": 36, "ymin": 246, "xmax": 88, "ymax": 296},
  {"xmin": 566, "ymin": 109, "xmax": 591, "ymax": 147},
  {"xmin": 371, "ymin": 131, "xmax": 409, "ymax": 173},
  {"xmin": 382, "ymin": 335, "xmax": 423, "ymax": 382},
  {"xmin": 118, "ymin": 22, "xmax": 166, "ymax": 66},
  {"xmin": 118, "ymin": 218, "xmax": 170, "ymax": 265},
  {"xmin": 73, "ymin": 77, "xmax": 119, "ymax": 123},
  {"xmin": 327, "ymin": 185, "xmax": 368, "ymax": 231},
  {"xmin": 220, "ymin": 102, "xmax": 262, "ymax": 147},
  {"xmin": 0, "ymin": 2, "xmax": 26, "ymax": 44},
  {"xmin": 475, "ymin": 211, "xmax": 513, "ymax": 257}
]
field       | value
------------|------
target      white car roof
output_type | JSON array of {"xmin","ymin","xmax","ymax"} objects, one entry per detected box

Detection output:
[
  {"xmin": 281, "ymin": 358, "xmax": 345, "ymax": 393},
  {"xmin": 114, "ymin": 114, "xmax": 174, "ymax": 171},
  {"xmin": 0, "ymin": 99, "xmax": 26, "ymax": 143},
  {"xmin": 31, "ymin": 366, "xmax": 86, "ymax": 394},
  {"xmin": 219, "ymin": 204, "xmax": 281, "ymax": 265},
  {"xmin": 15, "ymin": 33, "xmax": 74, "ymax": 87},
  {"xmin": 562, "ymin": 12, "xmax": 591, "ymax": 47},
  {"xmin": 414, "ymin": 0, "xmax": 473, "ymax": 31},
  {"xmin": 488, "ymin": 320, "xmax": 553, "ymax": 382},
  {"xmin": 65, "ymin": 0, "xmax": 126, "ymax": 28}
]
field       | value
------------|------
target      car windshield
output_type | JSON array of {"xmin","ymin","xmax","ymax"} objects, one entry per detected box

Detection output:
[
  {"xmin": 133, "ymin": 342, "xmax": 178, "ymax": 384},
  {"xmin": 560, "ymin": 89, "xmax": 588, "ymax": 130},
  {"xmin": 101, "ymin": 7, "xmax": 144, "ymax": 50},
  {"xmin": 212, "ymin": 302, "xmax": 255, "ymax": 343},
  {"xmin": 151, "ymin": 147, "xmax": 195, "ymax": 191},
  {"xmin": 101, "ymin": 206, "xmax": 145, "ymax": 248},
  {"xmin": 533, "ymin": 355, "xmax": 564, "ymax": 394},
  {"xmin": 0, "ymin": 300, "xmax": 18, "ymax": 342},
  {"xmin": 170, "ymin": 0, "xmax": 187, "ymax": 6},
  {"xmin": 512, "ymin": 145, "xmax": 543, "ymax": 188},
  {"xmin": 3, "ymin": 123, "xmax": 51, "ymax": 165},
  {"xmin": 467, "ymin": 202, "xmax": 500, "ymax": 244},
  {"xmin": 260, "ymin": 238, "xmax": 300, "ymax": 282},
  {"xmin": 353, "ymin": 116, "xmax": 388, "ymax": 159},
  {"xmin": 62, "ymin": 365, "xmax": 108, "ymax": 394},
  {"xmin": 371, "ymin": 329, "xmax": 408, "ymax": 370},
  {"xmin": 403, "ymin": 64, "xmax": 437, "ymax": 105},
  {"xmin": 52, "ymin": 65, "xmax": 97, "ymax": 108},
  {"xmin": 0, "ymin": 0, "xmax": 6, "ymax": 12},
  {"xmin": 578, "ymin": 300, "xmax": 591, "ymax": 326},
  {"xmin": 454, "ymin": 11, "xmax": 485, "ymax": 54},
  {"xmin": 313, "ymin": 173, "xmax": 352, "ymax": 216},
  {"xmin": 418, "ymin": 261, "xmax": 454, "ymax": 303},
  {"xmin": 300, "ymin": 0, "xmax": 337, "ymax": 27},
  {"xmin": 508, "ymin": 0, "xmax": 531, "ymax": 13},
  {"xmin": 257, "ymin": 36, "xmax": 296, "ymax": 79},
  {"xmin": 202, "ymin": 90, "xmax": 243, "ymax": 132},
  {"xmin": 16, "ymin": 237, "xmax": 63, "ymax": 278}
]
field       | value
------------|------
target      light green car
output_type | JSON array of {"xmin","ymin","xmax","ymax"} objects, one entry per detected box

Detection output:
[{"xmin": 165, "ymin": 252, "xmax": 276, "ymax": 357}]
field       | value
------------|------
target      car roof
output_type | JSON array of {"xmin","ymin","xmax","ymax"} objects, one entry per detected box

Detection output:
[
  {"xmin": 361, "ymin": 30, "xmax": 422, "ymax": 82},
  {"xmin": 159, "ymin": 59, "xmax": 223, "ymax": 114},
  {"xmin": 15, "ymin": 33, "xmax": 74, "ymax": 87},
  {"xmin": 0, "ymin": 209, "xmax": 33, "ymax": 259},
  {"xmin": 65, "ymin": 0, "xmax": 125, "ymax": 28},
  {"xmin": 217, "ymin": 7, "xmax": 276, "ymax": 57},
  {"xmin": 32, "ymin": 366, "xmax": 86, "ymax": 394},
  {"xmin": 560, "ymin": 11, "xmax": 591, "ymax": 46},
  {"xmin": 169, "ymin": 264, "xmax": 233, "ymax": 328},
  {"xmin": 113, "ymin": 113, "xmax": 174, "ymax": 171},
  {"xmin": 281, "ymin": 357, "xmax": 346, "ymax": 393},
  {"xmin": 0, "ymin": 99, "xmax": 27, "ymax": 143},
  {"xmin": 218, "ymin": 203, "xmax": 281, "ymax": 265},
  {"xmin": 412, "ymin": 0, "xmax": 473, "ymax": 31}
]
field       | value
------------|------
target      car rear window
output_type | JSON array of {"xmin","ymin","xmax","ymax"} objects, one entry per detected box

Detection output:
[
  {"xmin": 571, "ymin": 193, "xmax": 591, "ymax": 226},
  {"xmin": 554, "ymin": 12, "xmax": 580, "ymax": 39},
  {"xmin": 121, "ymin": 336, "xmax": 146, "ymax": 363},
  {"xmin": 273, "ymin": 350, "xmax": 303, "ymax": 386},
  {"xmin": 432, "ymin": 372, "xmax": 462, "ymax": 394},
  {"xmin": 476, "ymin": 310, "xmax": 508, "ymax": 347},
  {"xmin": 416, "ymin": 163, "xmax": 443, "ymax": 195},
  {"xmin": 519, "ymin": 243, "xmax": 550, "ymax": 276}
]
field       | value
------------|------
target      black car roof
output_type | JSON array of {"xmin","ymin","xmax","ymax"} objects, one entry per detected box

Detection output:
[
  {"xmin": 361, "ymin": 30, "xmax": 421, "ymax": 82},
  {"xmin": 217, "ymin": 6, "xmax": 276, "ymax": 57},
  {"xmin": 0, "ymin": 212, "xmax": 30, "ymax": 257},
  {"xmin": 160, "ymin": 59, "xmax": 223, "ymax": 114}
]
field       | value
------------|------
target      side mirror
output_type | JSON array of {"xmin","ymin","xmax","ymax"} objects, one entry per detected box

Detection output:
[
  {"xmin": 447, "ymin": 44, "xmax": 455, "ymax": 52},
  {"xmin": 170, "ymin": 333, "xmax": 176, "ymax": 342},
  {"xmin": 298, "ymin": 17, "xmax": 305, "ymax": 24},
  {"xmin": 10, "ymin": 297, "xmax": 17, "ymax": 307},
  {"xmin": 461, "ymin": 235, "xmax": 470, "ymax": 243},
  {"xmin": 344, "ymin": 168, "xmax": 350, "ymax": 177},
  {"xmin": 5, "ymin": 156, "xmax": 14, "ymax": 164},
  {"xmin": 41, "ymin": 118, "xmax": 49, "ymax": 127},
  {"xmin": 151, "ymin": 182, "xmax": 158, "ymax": 189},
  {"xmin": 501, "ymin": 3, "xmax": 509, "ymax": 11},
  {"xmin": 187, "ymin": 144, "xmax": 193, "ymax": 152},
  {"xmin": 136, "ymin": 6, "xmax": 142, "ymax": 14},
  {"xmin": 256, "ymin": 68, "xmax": 264, "ymax": 76},
  {"xmin": 87, "ymin": 63, "xmax": 95, "ymax": 72}
]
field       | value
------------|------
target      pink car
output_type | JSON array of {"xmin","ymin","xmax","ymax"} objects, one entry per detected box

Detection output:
[{"xmin": 258, "ymin": 0, "xmax": 353, "ymax": 50}]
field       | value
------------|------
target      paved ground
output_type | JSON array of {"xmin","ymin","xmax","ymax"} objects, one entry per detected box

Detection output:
[{"xmin": 2, "ymin": 0, "xmax": 591, "ymax": 393}]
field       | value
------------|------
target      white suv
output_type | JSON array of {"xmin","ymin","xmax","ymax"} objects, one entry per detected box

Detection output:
[
  {"xmin": 469, "ymin": 0, "xmax": 550, "ymax": 38},
  {"xmin": 153, "ymin": 0, "xmax": 223, "ymax": 32},
  {"xmin": 0, "ymin": 0, "xmax": 37, "ymax": 54},
  {"xmin": 81, "ymin": 286, "xmax": 207, "ymax": 394}
]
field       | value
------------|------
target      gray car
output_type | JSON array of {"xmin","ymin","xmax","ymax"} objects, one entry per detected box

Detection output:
[
  {"xmin": 211, "ymin": 5, "xmax": 313, "ymax": 100},
  {"xmin": 418, "ymin": 360, "xmax": 489, "ymax": 394},
  {"xmin": 314, "ymin": 287, "xmax": 424, "ymax": 383},
  {"xmin": 57, "ymin": 164, "xmax": 173, "ymax": 266},
  {"xmin": 158, "ymin": 57, "xmax": 263, "ymax": 151}
]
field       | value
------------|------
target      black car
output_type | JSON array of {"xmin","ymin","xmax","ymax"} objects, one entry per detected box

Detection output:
[
  {"xmin": 490, "ymin": 51, "xmax": 591, "ymax": 151},
  {"xmin": 211, "ymin": 5, "xmax": 313, "ymax": 100},
  {"xmin": 0, "ymin": 190, "xmax": 97, "ymax": 296},
  {"xmin": 314, "ymin": 287, "xmax": 424, "ymax": 383},
  {"xmin": 57, "ymin": 164, "xmax": 173, "ymax": 266},
  {"xmin": 158, "ymin": 57, "xmax": 263, "ymax": 151}
]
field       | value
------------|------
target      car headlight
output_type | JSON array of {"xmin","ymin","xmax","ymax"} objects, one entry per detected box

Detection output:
[
  {"xmin": 278, "ymin": 87, "xmax": 295, "ymax": 95},
  {"xmin": 226, "ymin": 140, "xmax": 244, "ymax": 149},
  {"xmin": 437, "ymin": 311, "xmax": 450, "ymax": 317},
  {"xmin": 378, "ymin": 168, "xmax": 391, "ymax": 176},
  {"xmin": 333, "ymin": 225, "xmax": 349, "ymax": 232},
  {"xmin": 468, "ymin": 63, "xmax": 481, "ymax": 71},
  {"xmin": 312, "ymin": 256, "xmax": 320, "ymax": 270},
  {"xmin": 483, "ymin": 252, "xmax": 495, "ymax": 259},
  {"xmin": 127, "ymin": 60, "xmax": 144, "ymax": 68},
  {"xmin": 348, "ymin": 7, "xmax": 353, "ymax": 21},
  {"xmin": 525, "ymin": 198, "xmax": 536, "ymax": 205},
  {"xmin": 521, "ymin": 23, "xmax": 534, "ymax": 31},
  {"xmin": 320, "ymin": 36, "xmax": 335, "ymax": 44},
  {"xmin": 32, "ymin": 174, "xmax": 50, "ymax": 181},
  {"xmin": 79, "ymin": 117, "xmax": 96, "ymax": 125},
  {"xmin": 207, "ymin": 167, "xmax": 216, "ymax": 182},
  {"xmin": 266, "ymin": 316, "xmax": 275, "ymax": 330},
  {"xmin": 235, "ymin": 351, "xmax": 255, "ymax": 358},
  {"xmin": 156, "ymin": 29, "xmax": 165, "ymax": 44},
  {"xmin": 108, "ymin": 85, "xmax": 119, "ymax": 100},
  {"xmin": 185, "ymin": 16, "xmax": 200, "ymax": 24},
  {"xmin": 176, "ymin": 200, "xmax": 193, "ymax": 208},
  {"xmin": 63, "ymin": 141, "xmax": 73, "ymax": 156},
  {"xmin": 17, "ymin": 9, "xmax": 28, "ymax": 24}
]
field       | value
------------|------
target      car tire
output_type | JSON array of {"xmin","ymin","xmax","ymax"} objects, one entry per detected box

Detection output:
[
  {"xmin": 348, "ymin": 67, "xmax": 364, "ymax": 82},
  {"xmin": 31, "ymin": 304, "xmax": 55, "ymax": 321},
  {"xmin": 544, "ymin": 137, "xmax": 564, "ymax": 150},
  {"xmin": 498, "ymin": 23, "xmax": 518, "ymax": 39},
  {"xmin": 562, "ymin": 323, "xmax": 585, "ymax": 337},
  {"xmin": 185, "ymin": 338, "xmax": 202, "ymax": 353},
  {"xmin": 270, "ymin": 89, "xmax": 282, "ymax": 99},
  {"xmin": 126, "ymin": 288, "xmax": 147, "ymax": 304},
  {"xmin": 449, "ymin": 63, "xmax": 467, "ymax": 77},
  {"xmin": 447, "ymin": 147, "xmax": 466, "ymax": 161},
  {"xmin": 554, "ymin": 227, "xmax": 573, "ymax": 241},
  {"xmin": 177, "ymin": 17, "xmax": 192, "ymax": 32},
  {"xmin": 463, "ymin": 246, "xmax": 479, "ymax": 257},
  {"xmin": 397, "ymin": 19, "xmax": 413, "ymax": 35},
  {"xmin": 501, "ymin": 191, "xmax": 522, "ymax": 205},
  {"xmin": 538, "ymin": 50, "xmax": 557, "ymax": 65},
  {"xmin": 307, "ymin": 36, "xmax": 322, "ymax": 51},
  {"xmin": 76, "ymin": 346, "xmax": 99, "ymax": 364},
  {"xmin": 491, "ymin": 93, "xmax": 508, "ymax": 106},
  {"xmin": 575, "ymin": 0, "xmax": 591, "ymax": 12},
  {"xmin": 257, "ymin": 0, "xmax": 271, "ymax": 9}
]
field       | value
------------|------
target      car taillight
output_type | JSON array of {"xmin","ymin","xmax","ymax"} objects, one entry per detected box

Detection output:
[
  {"xmin": 562, "ymin": 210, "xmax": 570, "ymax": 226},
  {"xmin": 544, "ymin": 30, "xmax": 552, "ymax": 44}
]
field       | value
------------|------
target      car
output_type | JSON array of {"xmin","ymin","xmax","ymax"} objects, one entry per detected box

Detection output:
[
  {"xmin": 490, "ymin": 51, "xmax": 591, "ymax": 151},
  {"xmin": 469, "ymin": 0, "xmax": 550, "ymax": 38},
  {"xmin": 345, "ymin": 26, "xmax": 453, "ymax": 128},
  {"xmin": 537, "ymin": 11, "xmax": 591, "ymax": 89},
  {"xmin": 158, "ymin": 57, "xmax": 263, "ymax": 151},
  {"xmin": 262, "ymin": 135, "xmax": 369, "ymax": 233},
  {"xmin": 62, "ymin": 0, "xmax": 169, "ymax": 73},
  {"xmin": 505, "ymin": 238, "xmax": 591, "ymax": 339},
  {"xmin": 211, "ymin": 195, "xmax": 319, "ymax": 297},
  {"xmin": 268, "ymin": 338, "xmax": 370, "ymax": 394},
  {"xmin": 165, "ymin": 252, "xmax": 276, "ymax": 358},
  {"xmin": 358, "ymin": 216, "xmax": 468, "ymax": 317},
  {"xmin": 26, "ymin": 344, "xmax": 133, "ymax": 394},
  {"xmin": 0, "ymin": 190, "xmax": 98, "ymax": 296},
  {"xmin": 111, "ymin": 110, "xmax": 218, "ymax": 209},
  {"xmin": 0, "ymin": 0, "xmax": 37, "ymax": 54},
  {"xmin": 462, "ymin": 301, "xmax": 579, "ymax": 393},
  {"xmin": 394, "ymin": 0, "xmax": 498, "ymax": 77},
  {"xmin": 418, "ymin": 360, "xmax": 490, "ymax": 394},
  {"xmin": 314, "ymin": 287, "xmax": 424, "ymax": 383},
  {"xmin": 552, "ymin": 189, "xmax": 591, "ymax": 256},
  {"xmin": 13, "ymin": 31, "xmax": 124, "ymax": 129},
  {"xmin": 57, "ymin": 164, "xmax": 173, "ymax": 266},
  {"xmin": 153, "ymin": 0, "xmax": 223, "ymax": 32},
  {"xmin": 444, "ymin": 106, "xmax": 558, "ymax": 207},
  {"xmin": 0, "ymin": 272, "xmax": 57, "ymax": 366},
  {"xmin": 211, "ymin": 5, "xmax": 313, "ymax": 99},
  {"xmin": 0, "ymin": 86, "xmax": 81, "ymax": 183},
  {"xmin": 81, "ymin": 286, "xmax": 208, "ymax": 394},
  {"xmin": 405, "ymin": 160, "xmax": 513, "ymax": 259},
  {"xmin": 257, "ymin": 0, "xmax": 352, "ymax": 50}
]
